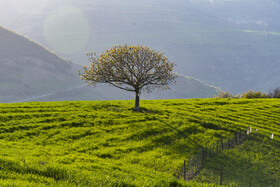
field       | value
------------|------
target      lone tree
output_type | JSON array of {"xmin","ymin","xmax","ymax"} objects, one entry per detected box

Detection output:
[{"xmin": 79, "ymin": 45, "xmax": 176, "ymax": 110}]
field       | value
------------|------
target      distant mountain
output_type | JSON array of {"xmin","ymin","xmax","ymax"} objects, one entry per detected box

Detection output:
[
  {"xmin": 0, "ymin": 26, "xmax": 82, "ymax": 102},
  {"xmin": 142, "ymin": 76, "xmax": 218, "ymax": 100},
  {"xmin": 0, "ymin": 26, "xmax": 217, "ymax": 103},
  {"xmin": 1, "ymin": 0, "xmax": 280, "ymax": 94}
]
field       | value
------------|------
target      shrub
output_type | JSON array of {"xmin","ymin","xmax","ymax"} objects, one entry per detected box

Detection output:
[
  {"xmin": 216, "ymin": 91, "xmax": 240, "ymax": 99},
  {"xmin": 242, "ymin": 90, "xmax": 268, "ymax": 99}
]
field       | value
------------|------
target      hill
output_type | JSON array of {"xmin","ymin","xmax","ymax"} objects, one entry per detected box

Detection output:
[
  {"xmin": 0, "ymin": 99, "xmax": 280, "ymax": 186},
  {"xmin": 0, "ymin": 26, "xmax": 82, "ymax": 102},
  {"xmin": 20, "ymin": 75, "xmax": 218, "ymax": 102},
  {"xmin": 1, "ymin": 0, "xmax": 280, "ymax": 93},
  {"xmin": 0, "ymin": 26, "xmax": 217, "ymax": 103}
]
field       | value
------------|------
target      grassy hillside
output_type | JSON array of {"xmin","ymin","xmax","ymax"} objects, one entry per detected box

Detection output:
[
  {"xmin": 0, "ymin": 99, "xmax": 280, "ymax": 186},
  {"xmin": 197, "ymin": 134, "xmax": 280, "ymax": 186}
]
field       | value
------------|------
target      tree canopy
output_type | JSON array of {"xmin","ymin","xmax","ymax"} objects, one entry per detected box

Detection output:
[{"xmin": 79, "ymin": 45, "xmax": 176, "ymax": 110}]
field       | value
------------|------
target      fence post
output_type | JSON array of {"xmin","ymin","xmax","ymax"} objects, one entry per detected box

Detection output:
[
  {"xmin": 192, "ymin": 156, "xmax": 194, "ymax": 174},
  {"xmin": 234, "ymin": 132, "xmax": 238, "ymax": 147},
  {"xmin": 204, "ymin": 146, "xmax": 207, "ymax": 166},
  {"xmin": 198, "ymin": 153, "xmax": 200, "ymax": 169},
  {"xmin": 202, "ymin": 147, "xmax": 206, "ymax": 167},
  {"xmin": 220, "ymin": 165, "xmax": 223, "ymax": 185},
  {"xmin": 247, "ymin": 126, "xmax": 251, "ymax": 140},
  {"xmin": 198, "ymin": 151, "xmax": 201, "ymax": 169},
  {"xmin": 189, "ymin": 158, "xmax": 193, "ymax": 177},
  {"xmin": 183, "ymin": 160, "xmax": 186, "ymax": 181},
  {"xmin": 194, "ymin": 155, "xmax": 197, "ymax": 171},
  {"xmin": 194, "ymin": 155, "xmax": 197, "ymax": 172},
  {"xmin": 249, "ymin": 177, "xmax": 252, "ymax": 187},
  {"xmin": 201, "ymin": 148, "xmax": 204, "ymax": 168}
]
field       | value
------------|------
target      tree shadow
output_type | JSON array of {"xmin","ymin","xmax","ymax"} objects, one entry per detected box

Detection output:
[
  {"xmin": 130, "ymin": 107, "xmax": 165, "ymax": 114},
  {"xmin": 153, "ymin": 119, "xmax": 202, "ymax": 154}
]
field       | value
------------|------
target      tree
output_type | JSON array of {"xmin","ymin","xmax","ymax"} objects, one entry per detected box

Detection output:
[
  {"xmin": 79, "ymin": 45, "xmax": 176, "ymax": 110},
  {"xmin": 268, "ymin": 87, "xmax": 280, "ymax": 98}
]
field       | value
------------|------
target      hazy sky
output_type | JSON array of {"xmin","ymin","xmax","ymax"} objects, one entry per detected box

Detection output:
[
  {"xmin": 0, "ymin": 0, "xmax": 49, "ymax": 15},
  {"xmin": 1, "ymin": 0, "xmax": 280, "ymax": 94}
]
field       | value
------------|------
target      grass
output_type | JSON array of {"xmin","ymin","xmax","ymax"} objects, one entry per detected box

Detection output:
[
  {"xmin": 197, "ymin": 133, "xmax": 280, "ymax": 186},
  {"xmin": 0, "ymin": 99, "xmax": 280, "ymax": 186}
]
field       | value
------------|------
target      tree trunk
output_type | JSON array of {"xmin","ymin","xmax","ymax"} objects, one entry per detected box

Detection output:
[{"xmin": 135, "ymin": 91, "xmax": 140, "ymax": 111}]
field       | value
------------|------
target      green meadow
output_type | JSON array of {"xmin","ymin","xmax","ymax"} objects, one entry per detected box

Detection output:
[{"xmin": 0, "ymin": 99, "xmax": 280, "ymax": 186}]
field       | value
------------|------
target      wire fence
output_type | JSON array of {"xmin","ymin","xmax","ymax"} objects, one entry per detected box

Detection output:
[{"xmin": 175, "ymin": 127, "xmax": 253, "ymax": 183}]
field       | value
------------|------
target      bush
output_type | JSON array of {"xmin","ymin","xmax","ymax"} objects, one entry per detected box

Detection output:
[
  {"xmin": 216, "ymin": 91, "xmax": 240, "ymax": 99},
  {"xmin": 242, "ymin": 90, "xmax": 268, "ymax": 99}
]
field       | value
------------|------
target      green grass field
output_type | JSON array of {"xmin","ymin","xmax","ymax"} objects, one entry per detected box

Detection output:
[
  {"xmin": 197, "ymin": 133, "xmax": 280, "ymax": 187},
  {"xmin": 0, "ymin": 99, "xmax": 280, "ymax": 186}
]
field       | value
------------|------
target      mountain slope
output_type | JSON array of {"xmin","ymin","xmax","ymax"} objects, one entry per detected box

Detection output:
[
  {"xmin": 0, "ymin": 26, "xmax": 82, "ymax": 102},
  {"xmin": 22, "ymin": 75, "xmax": 218, "ymax": 102},
  {"xmin": 0, "ymin": 26, "xmax": 217, "ymax": 103}
]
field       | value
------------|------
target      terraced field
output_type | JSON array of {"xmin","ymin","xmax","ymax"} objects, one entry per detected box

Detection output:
[{"xmin": 0, "ymin": 99, "xmax": 280, "ymax": 186}]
